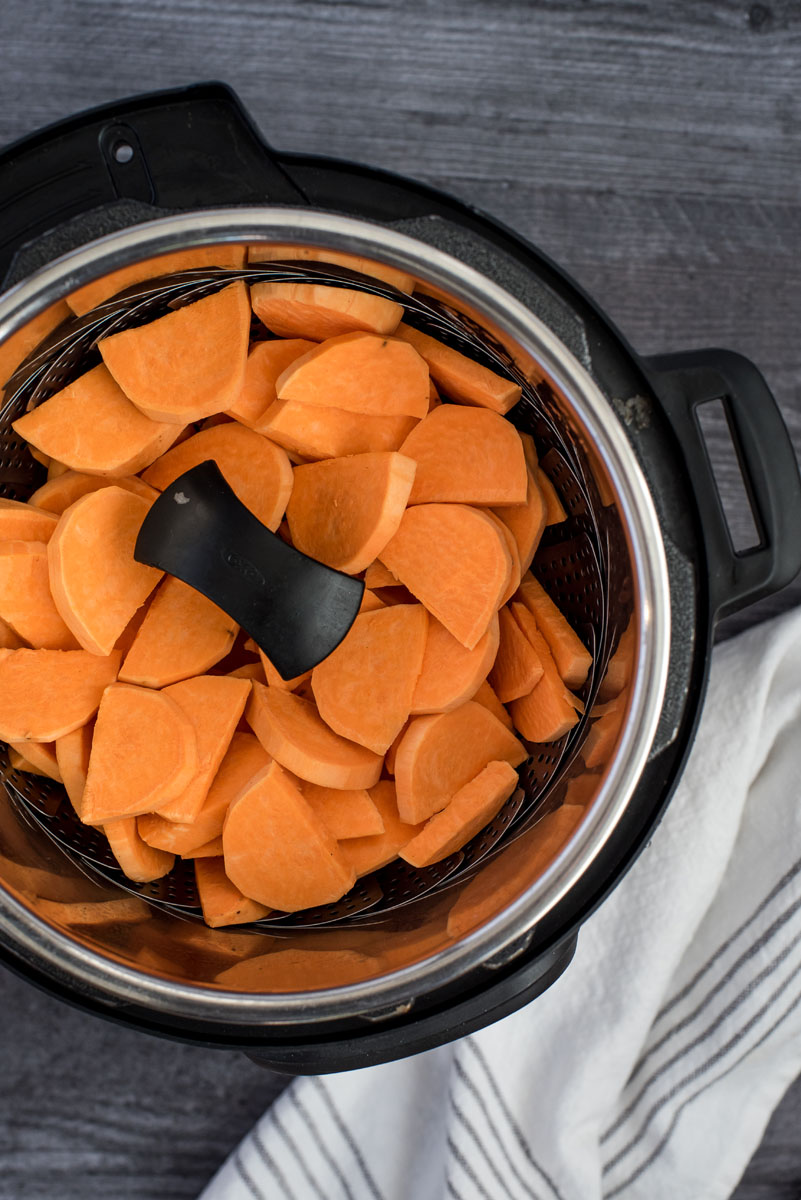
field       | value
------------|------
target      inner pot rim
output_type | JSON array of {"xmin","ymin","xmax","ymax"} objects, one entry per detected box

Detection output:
[{"xmin": 0, "ymin": 208, "xmax": 671, "ymax": 1024}]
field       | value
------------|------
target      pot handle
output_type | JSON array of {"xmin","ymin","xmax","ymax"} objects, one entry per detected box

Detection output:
[
  {"xmin": 0, "ymin": 82, "xmax": 308, "ymax": 285},
  {"xmin": 644, "ymin": 348, "xmax": 801, "ymax": 620}
]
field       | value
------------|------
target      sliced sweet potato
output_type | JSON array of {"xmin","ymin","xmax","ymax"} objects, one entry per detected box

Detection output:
[
  {"xmin": 400, "ymin": 760, "xmax": 519, "ymax": 866},
  {"xmin": 493, "ymin": 468, "xmax": 546, "ymax": 576},
  {"xmin": 538, "ymin": 468, "xmax": 567, "ymax": 525},
  {"xmin": 8, "ymin": 747, "xmax": 52, "ymax": 777},
  {"xmin": 301, "ymin": 782, "xmax": 385, "ymax": 840},
  {"xmin": 276, "ymin": 332, "xmax": 429, "ymax": 419},
  {"xmin": 564, "ymin": 772, "xmax": 602, "ymax": 807},
  {"xmin": 7, "ymin": 739, "xmax": 61, "ymax": 781},
  {"xmin": 399, "ymin": 406, "xmax": 527, "ymax": 505},
  {"xmin": 0, "ymin": 499, "xmax": 57, "ymax": 542},
  {"xmin": 358, "ymin": 589, "xmax": 386, "ymax": 613},
  {"xmin": 55, "ymin": 722, "xmax": 94, "ymax": 817},
  {"xmin": 598, "ymin": 617, "xmax": 635, "ymax": 701},
  {"xmin": 489, "ymin": 604, "xmax": 545, "ymax": 703},
  {"xmin": 516, "ymin": 575, "xmax": 592, "ymax": 688},
  {"xmin": 0, "ymin": 648, "xmax": 118, "ymax": 742},
  {"xmin": 286, "ymin": 451, "xmax": 416, "ymax": 574},
  {"xmin": 338, "ymin": 779, "xmax": 424, "ymax": 876},
  {"xmin": 0, "ymin": 540, "xmax": 79, "ymax": 650},
  {"xmin": 141, "ymin": 422, "xmax": 293, "ymax": 530},
  {"xmin": 104, "ymin": 817, "xmax": 175, "ymax": 882},
  {"xmin": 257, "ymin": 648, "xmax": 311, "ymax": 693},
  {"xmin": 311, "ymin": 604, "xmax": 428, "ymax": 754},
  {"xmin": 99, "ymin": 281, "xmax": 250, "ymax": 424},
  {"xmin": 182, "ymin": 836, "xmax": 224, "ymax": 859},
  {"xmin": 583, "ymin": 709, "xmax": 623, "ymax": 770},
  {"xmin": 246, "ymin": 684, "xmax": 382, "ymax": 789},
  {"xmin": 519, "ymin": 432, "xmax": 538, "ymax": 472},
  {"xmin": 215, "ymin": 947, "xmax": 380, "ymax": 992},
  {"xmin": 384, "ymin": 720, "xmax": 409, "ymax": 775},
  {"xmin": 379, "ymin": 503, "xmax": 512, "ymax": 650},
  {"xmin": 227, "ymin": 661, "xmax": 267, "ymax": 683},
  {"xmin": 81, "ymin": 684, "xmax": 197, "ymax": 824},
  {"xmin": 0, "ymin": 617, "xmax": 23, "ymax": 649},
  {"xmin": 446, "ymin": 804, "xmax": 585, "ymax": 938},
  {"xmin": 155, "ymin": 675, "xmax": 250, "ymax": 824},
  {"xmin": 119, "ymin": 578, "xmax": 237, "ymax": 688},
  {"xmin": 195, "ymin": 856, "xmax": 270, "ymax": 926},
  {"xmin": 394, "ymin": 700, "xmax": 526, "ymax": 824},
  {"xmin": 66, "ymin": 245, "xmax": 247, "ymax": 316},
  {"xmin": 12, "ymin": 365, "xmax": 182, "ymax": 476},
  {"xmin": 251, "ymin": 281, "xmax": 403, "ymax": 341},
  {"xmin": 138, "ymin": 731, "xmax": 270, "ymax": 855},
  {"xmin": 29, "ymin": 470, "xmax": 158, "ymax": 515},
  {"xmin": 508, "ymin": 615, "xmax": 580, "ymax": 742},
  {"xmin": 395, "ymin": 323, "xmax": 522, "ymax": 414},
  {"xmin": 482, "ymin": 508, "xmax": 522, "ymax": 606},
  {"xmin": 0, "ymin": 301, "xmax": 72, "ymax": 391},
  {"xmin": 253, "ymin": 394, "xmax": 418, "ymax": 461},
  {"xmin": 364, "ymin": 560, "xmax": 398, "ymax": 588},
  {"xmin": 471, "ymin": 679, "xmax": 514, "ymax": 731},
  {"xmin": 248, "ymin": 244, "xmax": 414, "ymax": 293},
  {"xmin": 47, "ymin": 487, "xmax": 162, "ymax": 656},
  {"xmin": 47, "ymin": 460, "xmax": 69, "ymax": 480},
  {"xmin": 411, "ymin": 612, "xmax": 499, "ymax": 715},
  {"xmin": 227, "ymin": 339, "xmax": 314, "ymax": 426},
  {"xmin": 223, "ymin": 760, "xmax": 356, "ymax": 910}
]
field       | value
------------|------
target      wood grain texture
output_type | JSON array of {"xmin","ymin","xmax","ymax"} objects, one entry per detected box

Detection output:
[{"xmin": 0, "ymin": 1, "xmax": 799, "ymax": 1196}]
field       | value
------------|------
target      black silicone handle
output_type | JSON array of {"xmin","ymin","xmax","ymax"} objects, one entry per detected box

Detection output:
[
  {"xmin": 644, "ymin": 348, "xmax": 801, "ymax": 620},
  {"xmin": 0, "ymin": 82, "xmax": 308, "ymax": 285}
]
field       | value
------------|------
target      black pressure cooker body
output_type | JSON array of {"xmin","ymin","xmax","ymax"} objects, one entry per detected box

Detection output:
[{"xmin": 0, "ymin": 84, "xmax": 798, "ymax": 1072}]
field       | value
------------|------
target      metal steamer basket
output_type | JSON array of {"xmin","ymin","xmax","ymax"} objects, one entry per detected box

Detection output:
[{"xmin": 0, "ymin": 85, "xmax": 798, "ymax": 1072}]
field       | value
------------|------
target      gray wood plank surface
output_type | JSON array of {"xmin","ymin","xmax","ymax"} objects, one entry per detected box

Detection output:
[{"xmin": 0, "ymin": 1, "xmax": 799, "ymax": 1196}]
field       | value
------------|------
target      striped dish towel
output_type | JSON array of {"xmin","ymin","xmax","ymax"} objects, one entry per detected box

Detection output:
[{"xmin": 201, "ymin": 606, "xmax": 801, "ymax": 1200}]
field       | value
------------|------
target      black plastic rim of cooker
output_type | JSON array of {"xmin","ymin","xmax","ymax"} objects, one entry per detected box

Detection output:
[{"xmin": 0, "ymin": 83, "xmax": 800, "ymax": 1074}]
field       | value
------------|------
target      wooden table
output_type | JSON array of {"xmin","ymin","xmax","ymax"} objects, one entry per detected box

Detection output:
[{"xmin": 0, "ymin": 2, "xmax": 799, "ymax": 1195}]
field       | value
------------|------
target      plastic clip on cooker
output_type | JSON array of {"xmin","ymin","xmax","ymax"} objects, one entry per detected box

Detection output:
[{"xmin": 0, "ymin": 84, "xmax": 799, "ymax": 1074}]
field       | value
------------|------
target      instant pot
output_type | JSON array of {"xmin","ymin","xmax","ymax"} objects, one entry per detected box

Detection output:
[{"xmin": 0, "ymin": 83, "xmax": 798, "ymax": 1072}]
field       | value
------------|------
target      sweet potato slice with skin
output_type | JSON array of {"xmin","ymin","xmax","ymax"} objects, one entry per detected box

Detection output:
[
  {"xmin": 395, "ymin": 323, "xmax": 522, "ymax": 414},
  {"xmin": 8, "ymin": 747, "xmax": 53, "ymax": 778},
  {"xmin": 489, "ymin": 605, "xmax": 545, "ymax": 703},
  {"xmin": 251, "ymin": 281, "xmax": 403, "ymax": 341},
  {"xmin": 515, "ymin": 575, "xmax": 592, "ymax": 689},
  {"xmin": 508, "ymin": 623, "xmax": 580, "ymax": 743},
  {"xmin": 400, "ymin": 406, "xmax": 527, "ymax": 505},
  {"xmin": 598, "ymin": 617, "xmax": 635, "ymax": 702},
  {"xmin": 12, "ymin": 365, "xmax": 182, "ymax": 476},
  {"xmin": 0, "ymin": 500, "xmax": 57, "ymax": 542},
  {"xmin": 253, "ymin": 395, "xmax": 418, "ymax": 461},
  {"xmin": 394, "ymin": 700, "xmax": 526, "ymax": 825},
  {"xmin": 447, "ymin": 805, "xmax": 585, "ymax": 938},
  {"xmin": 223, "ymin": 760, "xmax": 356, "ymax": 910},
  {"xmin": 104, "ymin": 817, "xmax": 175, "ymax": 882},
  {"xmin": 493, "ymin": 468, "xmax": 546, "ymax": 577},
  {"xmin": 538, "ymin": 468, "xmax": 567, "ymax": 525},
  {"xmin": 119, "ymin": 577, "xmax": 238, "ymax": 688},
  {"xmin": 227, "ymin": 339, "xmax": 314, "ymax": 427},
  {"xmin": 141, "ymin": 422, "xmax": 293, "ymax": 531},
  {"xmin": 48, "ymin": 487, "xmax": 162, "ymax": 656},
  {"xmin": 287, "ymin": 451, "xmax": 416, "ymax": 574},
  {"xmin": 0, "ymin": 617, "xmax": 23, "ymax": 649},
  {"xmin": 379, "ymin": 503, "xmax": 512, "ymax": 650},
  {"xmin": 276, "ymin": 332, "xmax": 429, "ymax": 419},
  {"xmin": 248, "ymin": 244, "xmax": 414, "ymax": 293},
  {"xmin": 0, "ymin": 300, "xmax": 71, "ymax": 389},
  {"xmin": 246, "ymin": 684, "xmax": 382, "ymax": 789},
  {"xmin": 66, "ymin": 245, "xmax": 247, "ymax": 316},
  {"xmin": 400, "ymin": 760, "xmax": 519, "ymax": 866},
  {"xmin": 519, "ymin": 433, "xmax": 538, "ymax": 472},
  {"xmin": 384, "ymin": 720, "xmax": 409, "ymax": 775},
  {"xmin": 7, "ymin": 739, "xmax": 61, "ymax": 781},
  {"xmin": 55, "ymin": 722, "xmax": 93, "ymax": 817},
  {"xmin": 29, "ymin": 471, "xmax": 158, "ymax": 516},
  {"xmin": 81, "ymin": 684, "xmax": 197, "ymax": 824},
  {"xmin": 227, "ymin": 661, "xmax": 267, "ymax": 683},
  {"xmin": 0, "ymin": 648, "xmax": 119, "ymax": 742},
  {"xmin": 138, "ymin": 731, "xmax": 269, "ymax": 855},
  {"xmin": 0, "ymin": 541, "xmax": 79, "ymax": 650},
  {"xmin": 472, "ymin": 679, "xmax": 515, "ymax": 730},
  {"xmin": 338, "ymin": 779, "xmax": 424, "ymax": 876},
  {"xmin": 194, "ymin": 856, "xmax": 269, "ymax": 927},
  {"xmin": 411, "ymin": 612, "xmax": 499, "ymax": 715},
  {"xmin": 480, "ymin": 509, "xmax": 521, "ymax": 607},
  {"xmin": 301, "ymin": 782, "xmax": 385, "ymax": 840},
  {"xmin": 182, "ymin": 836, "xmax": 224, "ymax": 859},
  {"xmin": 155, "ymin": 675, "xmax": 250, "ymax": 824},
  {"xmin": 99, "ymin": 281, "xmax": 250, "ymax": 424},
  {"xmin": 311, "ymin": 605, "xmax": 429, "ymax": 755}
]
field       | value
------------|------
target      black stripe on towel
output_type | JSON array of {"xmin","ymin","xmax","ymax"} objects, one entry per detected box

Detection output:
[
  {"xmin": 270, "ymin": 1106, "xmax": 330, "ymax": 1200},
  {"xmin": 288, "ymin": 1087, "xmax": 356, "ymax": 1200},
  {"xmin": 311, "ymin": 1077, "xmax": 385, "ymax": 1200},
  {"xmin": 251, "ymin": 1125, "xmax": 298, "ymax": 1200},
  {"xmin": 233, "ymin": 1147, "xmax": 266, "ymax": 1200},
  {"xmin": 448, "ymin": 1134, "xmax": 495, "ymax": 1200},
  {"xmin": 453, "ymin": 1058, "xmax": 542, "ymax": 1200},
  {"xmin": 449, "ymin": 1083, "xmax": 525, "ymax": 1200}
]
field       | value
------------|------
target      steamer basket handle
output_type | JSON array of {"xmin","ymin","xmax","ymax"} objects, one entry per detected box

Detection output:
[
  {"xmin": 0, "ymin": 82, "xmax": 308, "ymax": 287},
  {"xmin": 644, "ymin": 349, "xmax": 801, "ymax": 620}
]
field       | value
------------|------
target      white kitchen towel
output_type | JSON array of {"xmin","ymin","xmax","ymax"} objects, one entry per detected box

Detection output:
[{"xmin": 201, "ymin": 606, "xmax": 801, "ymax": 1200}]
